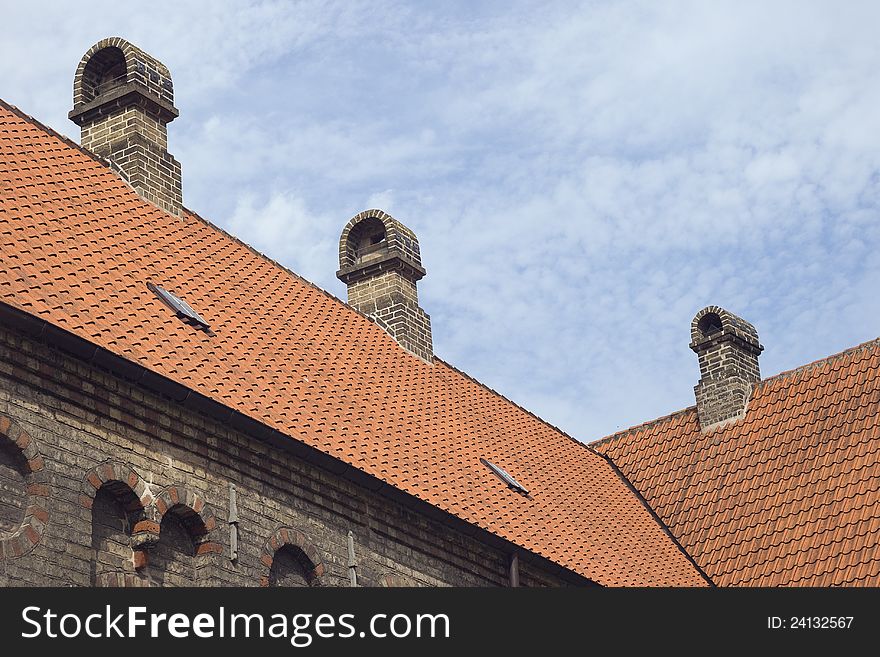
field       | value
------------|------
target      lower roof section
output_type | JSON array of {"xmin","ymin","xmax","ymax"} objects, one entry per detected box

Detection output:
[{"xmin": 593, "ymin": 339, "xmax": 880, "ymax": 586}]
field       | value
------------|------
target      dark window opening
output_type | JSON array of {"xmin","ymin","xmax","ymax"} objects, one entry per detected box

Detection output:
[
  {"xmin": 149, "ymin": 511, "xmax": 198, "ymax": 587},
  {"xmin": 97, "ymin": 61, "xmax": 127, "ymax": 95},
  {"xmin": 270, "ymin": 545, "xmax": 317, "ymax": 587},
  {"xmin": 81, "ymin": 46, "xmax": 128, "ymax": 103},
  {"xmin": 348, "ymin": 217, "xmax": 387, "ymax": 263},
  {"xmin": 0, "ymin": 439, "xmax": 28, "ymax": 538},
  {"xmin": 698, "ymin": 312, "xmax": 723, "ymax": 338}
]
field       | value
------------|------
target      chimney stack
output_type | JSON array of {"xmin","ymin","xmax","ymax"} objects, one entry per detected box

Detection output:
[
  {"xmin": 337, "ymin": 209, "xmax": 433, "ymax": 362},
  {"xmin": 690, "ymin": 306, "xmax": 763, "ymax": 431},
  {"xmin": 69, "ymin": 37, "xmax": 182, "ymax": 216}
]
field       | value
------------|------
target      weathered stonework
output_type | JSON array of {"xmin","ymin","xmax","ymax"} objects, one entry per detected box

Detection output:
[
  {"xmin": 68, "ymin": 37, "xmax": 182, "ymax": 216},
  {"xmin": 337, "ymin": 209, "xmax": 433, "ymax": 362},
  {"xmin": 690, "ymin": 306, "xmax": 763, "ymax": 431},
  {"xmin": 0, "ymin": 319, "xmax": 583, "ymax": 587},
  {"xmin": 0, "ymin": 414, "xmax": 49, "ymax": 563}
]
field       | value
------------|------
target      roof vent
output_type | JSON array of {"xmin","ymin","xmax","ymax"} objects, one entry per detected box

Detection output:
[
  {"xmin": 147, "ymin": 282, "xmax": 211, "ymax": 333},
  {"xmin": 480, "ymin": 458, "xmax": 529, "ymax": 496}
]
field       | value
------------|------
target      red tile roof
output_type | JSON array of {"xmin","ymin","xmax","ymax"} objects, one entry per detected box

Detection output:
[
  {"xmin": 0, "ymin": 100, "xmax": 708, "ymax": 586},
  {"xmin": 593, "ymin": 338, "xmax": 880, "ymax": 586}
]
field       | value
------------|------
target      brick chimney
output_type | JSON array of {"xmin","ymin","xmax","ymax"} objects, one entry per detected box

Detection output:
[
  {"xmin": 690, "ymin": 306, "xmax": 763, "ymax": 431},
  {"xmin": 337, "ymin": 209, "xmax": 433, "ymax": 362},
  {"xmin": 69, "ymin": 37, "xmax": 182, "ymax": 216}
]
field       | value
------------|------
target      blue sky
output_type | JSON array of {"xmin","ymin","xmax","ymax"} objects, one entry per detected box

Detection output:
[{"xmin": 3, "ymin": 1, "xmax": 879, "ymax": 441}]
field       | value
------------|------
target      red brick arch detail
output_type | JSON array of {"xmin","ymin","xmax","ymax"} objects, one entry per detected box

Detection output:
[
  {"xmin": 259, "ymin": 527, "xmax": 325, "ymax": 587},
  {"xmin": 79, "ymin": 461, "xmax": 152, "ymax": 511},
  {"xmin": 152, "ymin": 486, "xmax": 219, "ymax": 555},
  {"xmin": 0, "ymin": 414, "xmax": 50, "ymax": 560},
  {"xmin": 79, "ymin": 460, "xmax": 155, "ymax": 551}
]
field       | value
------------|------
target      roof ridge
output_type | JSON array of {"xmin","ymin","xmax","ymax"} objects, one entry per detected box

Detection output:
[
  {"xmin": 0, "ymin": 98, "xmax": 119, "ymax": 175},
  {"xmin": 0, "ymin": 98, "xmax": 179, "ymax": 220},
  {"xmin": 590, "ymin": 405, "xmax": 696, "ymax": 449},
  {"xmin": 185, "ymin": 206, "xmax": 603, "ymax": 455},
  {"xmin": 434, "ymin": 357, "xmax": 597, "ymax": 453},
  {"xmin": 755, "ymin": 335, "xmax": 880, "ymax": 389},
  {"xmin": 179, "ymin": 207, "xmax": 356, "ymax": 315},
  {"xmin": 591, "ymin": 335, "xmax": 880, "ymax": 449}
]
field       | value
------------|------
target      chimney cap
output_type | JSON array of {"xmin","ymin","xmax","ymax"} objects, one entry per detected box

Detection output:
[
  {"xmin": 690, "ymin": 305, "xmax": 763, "ymax": 354},
  {"xmin": 337, "ymin": 209, "xmax": 425, "ymax": 281},
  {"xmin": 71, "ymin": 37, "xmax": 176, "ymax": 118}
]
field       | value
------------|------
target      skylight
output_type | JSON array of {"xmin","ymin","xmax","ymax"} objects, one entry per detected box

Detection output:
[
  {"xmin": 147, "ymin": 282, "xmax": 211, "ymax": 331},
  {"xmin": 480, "ymin": 458, "xmax": 529, "ymax": 496}
]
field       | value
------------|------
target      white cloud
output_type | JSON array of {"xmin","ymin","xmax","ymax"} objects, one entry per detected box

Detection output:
[
  {"xmin": 366, "ymin": 189, "xmax": 396, "ymax": 213},
  {"xmin": 3, "ymin": 1, "xmax": 880, "ymax": 440},
  {"xmin": 225, "ymin": 191, "xmax": 339, "ymax": 291}
]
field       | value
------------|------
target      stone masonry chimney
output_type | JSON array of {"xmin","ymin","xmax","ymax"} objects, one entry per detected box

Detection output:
[
  {"xmin": 337, "ymin": 209, "xmax": 433, "ymax": 362},
  {"xmin": 690, "ymin": 306, "xmax": 764, "ymax": 431},
  {"xmin": 69, "ymin": 37, "xmax": 182, "ymax": 216}
]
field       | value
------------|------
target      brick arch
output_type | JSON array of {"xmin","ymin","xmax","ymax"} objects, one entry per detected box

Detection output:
[
  {"xmin": 73, "ymin": 36, "xmax": 175, "ymax": 107},
  {"xmin": 0, "ymin": 414, "xmax": 49, "ymax": 560},
  {"xmin": 79, "ymin": 461, "xmax": 154, "ymax": 548},
  {"xmin": 259, "ymin": 527, "xmax": 325, "ymax": 587},
  {"xmin": 691, "ymin": 305, "xmax": 760, "ymax": 346},
  {"xmin": 338, "ymin": 209, "xmax": 422, "ymax": 270},
  {"xmin": 152, "ymin": 486, "xmax": 220, "ymax": 555}
]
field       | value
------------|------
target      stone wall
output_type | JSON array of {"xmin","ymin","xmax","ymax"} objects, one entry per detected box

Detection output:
[{"xmin": 0, "ymin": 321, "xmax": 581, "ymax": 587}]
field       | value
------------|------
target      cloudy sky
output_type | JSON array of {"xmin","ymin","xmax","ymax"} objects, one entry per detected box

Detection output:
[{"xmin": 3, "ymin": 1, "xmax": 879, "ymax": 442}]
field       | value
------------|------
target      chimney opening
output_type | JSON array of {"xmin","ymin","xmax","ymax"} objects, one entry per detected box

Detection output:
[
  {"xmin": 71, "ymin": 38, "xmax": 182, "ymax": 216},
  {"xmin": 697, "ymin": 312, "xmax": 723, "ymax": 339},
  {"xmin": 348, "ymin": 216, "xmax": 387, "ymax": 262},
  {"xmin": 81, "ymin": 46, "xmax": 127, "ymax": 103}
]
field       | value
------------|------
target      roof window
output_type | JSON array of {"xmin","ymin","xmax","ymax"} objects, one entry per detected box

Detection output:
[
  {"xmin": 480, "ymin": 458, "xmax": 529, "ymax": 496},
  {"xmin": 147, "ymin": 282, "xmax": 212, "ymax": 333}
]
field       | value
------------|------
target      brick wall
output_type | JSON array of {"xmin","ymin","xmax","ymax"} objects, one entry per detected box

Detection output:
[
  {"xmin": 81, "ymin": 106, "xmax": 168, "ymax": 152},
  {"xmin": 371, "ymin": 296, "xmax": 433, "ymax": 363},
  {"xmin": 77, "ymin": 114, "xmax": 182, "ymax": 217},
  {"xmin": 347, "ymin": 270, "xmax": 419, "ymax": 309},
  {"xmin": 0, "ymin": 321, "xmax": 580, "ymax": 587}
]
